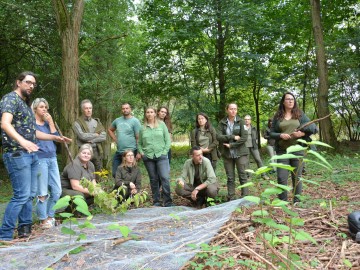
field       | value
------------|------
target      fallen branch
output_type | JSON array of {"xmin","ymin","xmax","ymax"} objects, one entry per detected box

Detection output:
[{"xmin": 226, "ymin": 228, "xmax": 278, "ymax": 270}]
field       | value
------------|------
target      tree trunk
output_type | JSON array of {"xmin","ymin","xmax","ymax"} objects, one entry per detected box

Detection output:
[
  {"xmin": 310, "ymin": 0, "xmax": 338, "ymax": 147},
  {"xmin": 52, "ymin": 0, "xmax": 85, "ymax": 161},
  {"xmin": 215, "ymin": 0, "xmax": 227, "ymax": 121}
]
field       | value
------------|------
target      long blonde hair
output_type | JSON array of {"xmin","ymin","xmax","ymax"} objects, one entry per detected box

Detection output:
[{"xmin": 143, "ymin": 107, "xmax": 159, "ymax": 128}]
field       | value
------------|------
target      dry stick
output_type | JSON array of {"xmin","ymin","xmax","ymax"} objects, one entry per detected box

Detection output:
[
  {"xmin": 54, "ymin": 121, "xmax": 73, "ymax": 163},
  {"xmin": 329, "ymin": 200, "xmax": 336, "ymax": 223},
  {"xmin": 303, "ymin": 215, "xmax": 327, "ymax": 223},
  {"xmin": 325, "ymin": 247, "xmax": 339, "ymax": 269},
  {"xmin": 256, "ymin": 231, "xmax": 302, "ymax": 270},
  {"xmin": 340, "ymin": 240, "xmax": 347, "ymax": 259},
  {"xmin": 111, "ymin": 236, "xmax": 143, "ymax": 246},
  {"xmin": 226, "ymin": 228, "xmax": 278, "ymax": 270},
  {"xmin": 296, "ymin": 114, "xmax": 332, "ymax": 131}
]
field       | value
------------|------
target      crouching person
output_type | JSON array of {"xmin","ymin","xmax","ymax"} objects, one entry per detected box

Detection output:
[
  {"xmin": 61, "ymin": 144, "xmax": 96, "ymax": 206},
  {"xmin": 113, "ymin": 150, "xmax": 141, "ymax": 201},
  {"xmin": 176, "ymin": 146, "xmax": 219, "ymax": 208}
]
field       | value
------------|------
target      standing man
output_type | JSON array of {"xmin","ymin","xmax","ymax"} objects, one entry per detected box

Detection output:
[
  {"xmin": 217, "ymin": 103, "xmax": 249, "ymax": 200},
  {"xmin": 0, "ymin": 71, "xmax": 65, "ymax": 240},
  {"xmin": 244, "ymin": 115, "xmax": 269, "ymax": 180},
  {"xmin": 176, "ymin": 146, "xmax": 219, "ymax": 208},
  {"xmin": 73, "ymin": 99, "xmax": 106, "ymax": 172},
  {"xmin": 108, "ymin": 103, "xmax": 141, "ymax": 178}
]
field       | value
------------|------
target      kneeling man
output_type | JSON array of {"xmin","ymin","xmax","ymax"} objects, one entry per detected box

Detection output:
[{"xmin": 176, "ymin": 146, "xmax": 219, "ymax": 207}]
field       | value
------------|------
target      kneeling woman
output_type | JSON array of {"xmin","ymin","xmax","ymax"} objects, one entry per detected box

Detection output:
[
  {"xmin": 61, "ymin": 144, "xmax": 97, "ymax": 205},
  {"xmin": 114, "ymin": 150, "xmax": 141, "ymax": 200}
]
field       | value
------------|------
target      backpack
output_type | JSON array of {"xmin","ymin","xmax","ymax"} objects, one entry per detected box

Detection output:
[{"xmin": 348, "ymin": 211, "xmax": 360, "ymax": 242}]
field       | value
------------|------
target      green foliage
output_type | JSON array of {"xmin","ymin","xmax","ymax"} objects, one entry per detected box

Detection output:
[
  {"xmin": 187, "ymin": 243, "xmax": 235, "ymax": 270},
  {"xmin": 107, "ymin": 224, "xmax": 132, "ymax": 238},
  {"xmin": 241, "ymin": 140, "xmax": 333, "ymax": 268},
  {"xmin": 79, "ymin": 177, "xmax": 148, "ymax": 215},
  {"xmin": 53, "ymin": 195, "xmax": 93, "ymax": 245}
]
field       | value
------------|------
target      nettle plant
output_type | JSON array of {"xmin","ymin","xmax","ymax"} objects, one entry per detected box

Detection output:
[
  {"xmin": 80, "ymin": 177, "xmax": 148, "ymax": 214},
  {"xmin": 240, "ymin": 139, "xmax": 333, "ymax": 268}
]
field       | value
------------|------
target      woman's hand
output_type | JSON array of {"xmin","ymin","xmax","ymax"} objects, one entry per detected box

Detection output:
[
  {"xmin": 291, "ymin": 130, "xmax": 305, "ymax": 138},
  {"xmin": 280, "ymin": 133, "xmax": 291, "ymax": 140},
  {"xmin": 223, "ymin": 143, "xmax": 230, "ymax": 148}
]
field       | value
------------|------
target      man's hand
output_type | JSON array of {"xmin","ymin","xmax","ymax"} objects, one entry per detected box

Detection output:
[
  {"xmin": 136, "ymin": 153, "xmax": 142, "ymax": 160},
  {"xmin": 191, "ymin": 188, "xmax": 199, "ymax": 201},
  {"xmin": 234, "ymin": 135, "xmax": 240, "ymax": 141},
  {"xmin": 19, "ymin": 138, "xmax": 39, "ymax": 153},
  {"xmin": 223, "ymin": 143, "xmax": 230, "ymax": 148},
  {"xmin": 176, "ymin": 179, "xmax": 184, "ymax": 188}
]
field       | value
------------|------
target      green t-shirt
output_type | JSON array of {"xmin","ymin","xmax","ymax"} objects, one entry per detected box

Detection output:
[
  {"xmin": 111, "ymin": 116, "xmax": 141, "ymax": 153},
  {"xmin": 278, "ymin": 119, "xmax": 300, "ymax": 150}
]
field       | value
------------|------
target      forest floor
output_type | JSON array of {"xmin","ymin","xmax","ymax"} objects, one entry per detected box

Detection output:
[
  {"xmin": 180, "ymin": 141, "xmax": 360, "ymax": 269},
  {"xmin": 0, "ymin": 141, "xmax": 359, "ymax": 269}
]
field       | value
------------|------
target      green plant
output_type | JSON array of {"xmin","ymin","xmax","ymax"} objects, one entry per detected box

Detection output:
[
  {"xmin": 80, "ymin": 177, "xmax": 148, "ymax": 214},
  {"xmin": 53, "ymin": 195, "xmax": 94, "ymax": 245},
  {"xmin": 187, "ymin": 243, "xmax": 235, "ymax": 269},
  {"xmin": 239, "ymin": 140, "xmax": 333, "ymax": 268}
]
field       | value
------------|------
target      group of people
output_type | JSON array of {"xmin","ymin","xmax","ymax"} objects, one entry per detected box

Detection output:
[{"xmin": 0, "ymin": 71, "xmax": 316, "ymax": 241}]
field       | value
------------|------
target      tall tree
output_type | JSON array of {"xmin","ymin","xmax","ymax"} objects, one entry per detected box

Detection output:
[
  {"xmin": 52, "ymin": 0, "xmax": 85, "ymax": 157},
  {"xmin": 310, "ymin": 0, "xmax": 337, "ymax": 146}
]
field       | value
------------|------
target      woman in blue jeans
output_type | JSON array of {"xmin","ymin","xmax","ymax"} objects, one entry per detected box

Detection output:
[
  {"xmin": 138, "ymin": 107, "xmax": 174, "ymax": 207},
  {"xmin": 270, "ymin": 92, "xmax": 315, "ymax": 203},
  {"xmin": 32, "ymin": 98, "xmax": 71, "ymax": 228}
]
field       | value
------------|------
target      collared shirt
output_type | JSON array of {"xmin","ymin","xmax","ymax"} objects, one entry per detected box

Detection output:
[
  {"xmin": 73, "ymin": 116, "xmax": 106, "ymax": 147},
  {"xmin": 138, "ymin": 121, "xmax": 170, "ymax": 158},
  {"xmin": 0, "ymin": 91, "xmax": 36, "ymax": 153},
  {"xmin": 61, "ymin": 157, "xmax": 95, "ymax": 189},
  {"xmin": 178, "ymin": 156, "xmax": 217, "ymax": 186}
]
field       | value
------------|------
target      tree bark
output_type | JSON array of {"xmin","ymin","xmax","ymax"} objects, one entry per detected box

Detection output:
[
  {"xmin": 310, "ymin": 0, "xmax": 338, "ymax": 147},
  {"xmin": 52, "ymin": 0, "xmax": 85, "ymax": 160}
]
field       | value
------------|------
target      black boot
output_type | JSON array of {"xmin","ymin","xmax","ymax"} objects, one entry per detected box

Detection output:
[{"xmin": 18, "ymin": 224, "xmax": 32, "ymax": 238}]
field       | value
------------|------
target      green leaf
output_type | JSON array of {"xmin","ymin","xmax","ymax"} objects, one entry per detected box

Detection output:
[
  {"xmin": 301, "ymin": 178, "xmax": 320, "ymax": 186},
  {"xmin": 271, "ymin": 199, "xmax": 289, "ymax": 207},
  {"xmin": 287, "ymin": 144, "xmax": 307, "ymax": 153},
  {"xmin": 119, "ymin": 226, "xmax": 131, "ymax": 238},
  {"xmin": 76, "ymin": 233, "xmax": 87, "ymax": 241},
  {"xmin": 252, "ymin": 210, "xmax": 269, "ymax": 216},
  {"xmin": 76, "ymin": 205, "xmax": 91, "ymax": 216},
  {"xmin": 307, "ymin": 150, "xmax": 332, "ymax": 169},
  {"xmin": 343, "ymin": 259, "xmax": 352, "ymax": 267},
  {"xmin": 59, "ymin": 213, "xmax": 73, "ymax": 218},
  {"xmin": 262, "ymin": 187, "xmax": 283, "ymax": 196},
  {"xmin": 237, "ymin": 182, "xmax": 254, "ymax": 189},
  {"xmin": 187, "ymin": 243, "xmax": 197, "ymax": 249},
  {"xmin": 308, "ymin": 141, "xmax": 333, "ymax": 148},
  {"xmin": 61, "ymin": 227, "xmax": 76, "ymax": 235},
  {"xmin": 52, "ymin": 196, "xmax": 71, "ymax": 210},
  {"xmin": 243, "ymin": 196, "xmax": 260, "ymax": 204},
  {"xmin": 269, "ymin": 181, "xmax": 292, "ymax": 191},
  {"xmin": 280, "ymin": 205, "xmax": 298, "ymax": 217},
  {"xmin": 73, "ymin": 197, "xmax": 89, "ymax": 210},
  {"xmin": 107, "ymin": 224, "xmax": 121, "ymax": 230},
  {"xmin": 294, "ymin": 230, "xmax": 317, "ymax": 244},
  {"xmin": 271, "ymin": 163, "xmax": 295, "ymax": 171},
  {"xmin": 289, "ymin": 218, "xmax": 304, "ymax": 226},
  {"xmin": 272, "ymin": 154, "xmax": 300, "ymax": 160},
  {"xmin": 78, "ymin": 220, "xmax": 96, "ymax": 229},
  {"xmin": 69, "ymin": 246, "xmax": 84, "ymax": 254}
]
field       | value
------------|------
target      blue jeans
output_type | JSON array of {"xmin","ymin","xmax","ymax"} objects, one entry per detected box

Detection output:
[
  {"xmin": 142, "ymin": 155, "xmax": 172, "ymax": 205},
  {"xmin": 112, "ymin": 150, "xmax": 137, "ymax": 178},
  {"xmin": 0, "ymin": 151, "xmax": 39, "ymax": 240},
  {"xmin": 36, "ymin": 157, "xmax": 61, "ymax": 220}
]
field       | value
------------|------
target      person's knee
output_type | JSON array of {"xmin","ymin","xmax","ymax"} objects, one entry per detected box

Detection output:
[{"xmin": 37, "ymin": 194, "xmax": 49, "ymax": 203}]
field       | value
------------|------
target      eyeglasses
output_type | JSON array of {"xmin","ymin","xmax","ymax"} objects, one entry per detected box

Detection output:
[
  {"xmin": 126, "ymin": 154, "xmax": 134, "ymax": 157},
  {"xmin": 22, "ymin": 80, "xmax": 37, "ymax": 88},
  {"xmin": 285, "ymin": 98, "xmax": 294, "ymax": 101}
]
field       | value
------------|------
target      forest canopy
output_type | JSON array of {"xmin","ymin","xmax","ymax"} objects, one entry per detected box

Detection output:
[{"xmin": 0, "ymin": 0, "xmax": 359, "ymax": 151}]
